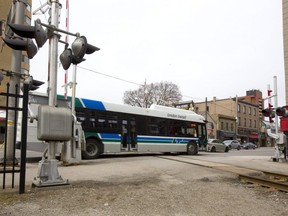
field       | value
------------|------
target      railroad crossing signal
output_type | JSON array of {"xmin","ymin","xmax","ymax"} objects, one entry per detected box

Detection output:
[
  {"xmin": 2, "ymin": 19, "xmax": 48, "ymax": 59},
  {"xmin": 59, "ymin": 36, "xmax": 100, "ymax": 69},
  {"xmin": 276, "ymin": 106, "xmax": 288, "ymax": 117},
  {"xmin": 262, "ymin": 108, "xmax": 275, "ymax": 123},
  {"xmin": 23, "ymin": 76, "xmax": 44, "ymax": 91}
]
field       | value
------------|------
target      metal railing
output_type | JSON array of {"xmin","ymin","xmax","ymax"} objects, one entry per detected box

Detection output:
[{"xmin": 0, "ymin": 83, "xmax": 29, "ymax": 194}]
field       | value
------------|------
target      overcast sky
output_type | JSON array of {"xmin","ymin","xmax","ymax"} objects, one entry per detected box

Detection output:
[{"xmin": 30, "ymin": 0, "xmax": 285, "ymax": 107}]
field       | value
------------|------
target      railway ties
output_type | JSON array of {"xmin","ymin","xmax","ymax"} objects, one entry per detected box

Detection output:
[{"xmin": 157, "ymin": 155, "xmax": 288, "ymax": 193}]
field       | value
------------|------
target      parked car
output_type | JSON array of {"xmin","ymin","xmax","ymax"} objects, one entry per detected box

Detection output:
[
  {"xmin": 207, "ymin": 139, "xmax": 229, "ymax": 153},
  {"xmin": 223, "ymin": 140, "xmax": 241, "ymax": 150},
  {"xmin": 241, "ymin": 142, "xmax": 257, "ymax": 150}
]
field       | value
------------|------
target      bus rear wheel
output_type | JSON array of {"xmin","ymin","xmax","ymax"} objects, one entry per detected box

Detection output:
[
  {"xmin": 187, "ymin": 142, "xmax": 198, "ymax": 155},
  {"xmin": 82, "ymin": 139, "xmax": 102, "ymax": 159}
]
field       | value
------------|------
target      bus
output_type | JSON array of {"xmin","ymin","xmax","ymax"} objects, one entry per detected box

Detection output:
[{"xmin": 74, "ymin": 98, "xmax": 208, "ymax": 159}]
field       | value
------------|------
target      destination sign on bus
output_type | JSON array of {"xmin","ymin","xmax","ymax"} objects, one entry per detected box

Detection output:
[{"xmin": 167, "ymin": 113, "xmax": 187, "ymax": 120}]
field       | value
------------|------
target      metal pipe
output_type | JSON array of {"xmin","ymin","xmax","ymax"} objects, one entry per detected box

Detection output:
[{"xmin": 47, "ymin": 0, "xmax": 60, "ymax": 160}]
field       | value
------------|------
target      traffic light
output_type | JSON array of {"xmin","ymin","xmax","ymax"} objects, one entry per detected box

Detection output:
[
  {"xmin": 2, "ymin": 19, "xmax": 48, "ymax": 59},
  {"xmin": 276, "ymin": 106, "xmax": 288, "ymax": 117},
  {"xmin": 59, "ymin": 36, "xmax": 100, "ymax": 69}
]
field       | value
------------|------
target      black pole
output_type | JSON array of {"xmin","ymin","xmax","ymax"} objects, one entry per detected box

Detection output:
[
  {"xmin": 19, "ymin": 83, "xmax": 29, "ymax": 194},
  {"xmin": 12, "ymin": 84, "xmax": 19, "ymax": 188},
  {"xmin": 2, "ymin": 83, "xmax": 10, "ymax": 189}
]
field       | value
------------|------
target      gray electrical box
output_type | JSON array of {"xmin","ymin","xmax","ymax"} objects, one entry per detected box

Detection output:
[{"xmin": 37, "ymin": 105, "xmax": 72, "ymax": 141}]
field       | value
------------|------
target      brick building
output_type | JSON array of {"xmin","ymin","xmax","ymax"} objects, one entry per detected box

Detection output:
[
  {"xmin": 188, "ymin": 90, "xmax": 265, "ymax": 146},
  {"xmin": 0, "ymin": 0, "xmax": 32, "ymax": 106}
]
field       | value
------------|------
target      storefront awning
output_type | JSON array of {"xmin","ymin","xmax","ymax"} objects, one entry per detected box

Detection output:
[{"xmin": 248, "ymin": 134, "xmax": 259, "ymax": 139}]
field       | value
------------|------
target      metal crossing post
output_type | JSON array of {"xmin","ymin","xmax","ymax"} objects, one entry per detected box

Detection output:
[{"xmin": 32, "ymin": 0, "xmax": 68, "ymax": 187}]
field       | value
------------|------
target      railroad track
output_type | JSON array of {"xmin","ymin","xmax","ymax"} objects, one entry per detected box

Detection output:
[
  {"xmin": 239, "ymin": 171, "xmax": 288, "ymax": 193},
  {"xmin": 157, "ymin": 155, "xmax": 288, "ymax": 193}
]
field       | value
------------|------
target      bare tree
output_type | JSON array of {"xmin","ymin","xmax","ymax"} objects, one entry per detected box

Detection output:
[{"xmin": 123, "ymin": 81, "xmax": 182, "ymax": 107}]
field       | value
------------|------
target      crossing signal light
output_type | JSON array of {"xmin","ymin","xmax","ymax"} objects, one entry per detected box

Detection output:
[
  {"xmin": 8, "ymin": 20, "xmax": 48, "ymax": 48},
  {"xmin": 276, "ymin": 106, "xmax": 288, "ymax": 117},
  {"xmin": 262, "ymin": 108, "xmax": 275, "ymax": 123},
  {"xmin": 60, "ymin": 36, "xmax": 100, "ymax": 69},
  {"xmin": 262, "ymin": 108, "xmax": 275, "ymax": 117},
  {"xmin": 2, "ymin": 19, "xmax": 48, "ymax": 59},
  {"xmin": 23, "ymin": 76, "xmax": 44, "ymax": 91},
  {"xmin": 3, "ymin": 38, "xmax": 37, "ymax": 59}
]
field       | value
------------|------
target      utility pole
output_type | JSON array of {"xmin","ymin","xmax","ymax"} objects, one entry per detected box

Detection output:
[{"xmin": 3, "ymin": 0, "xmax": 25, "ymax": 163}]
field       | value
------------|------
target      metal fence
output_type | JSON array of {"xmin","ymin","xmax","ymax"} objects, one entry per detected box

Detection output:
[{"xmin": 0, "ymin": 83, "xmax": 29, "ymax": 194}]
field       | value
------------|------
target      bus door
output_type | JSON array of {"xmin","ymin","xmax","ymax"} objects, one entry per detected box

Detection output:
[
  {"xmin": 121, "ymin": 118, "xmax": 137, "ymax": 151},
  {"xmin": 198, "ymin": 124, "xmax": 207, "ymax": 149}
]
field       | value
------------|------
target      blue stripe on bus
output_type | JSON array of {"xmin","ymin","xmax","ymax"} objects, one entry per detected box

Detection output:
[
  {"xmin": 81, "ymin": 98, "xmax": 106, "ymax": 110},
  {"xmin": 137, "ymin": 137, "xmax": 196, "ymax": 144},
  {"xmin": 96, "ymin": 133, "xmax": 198, "ymax": 144},
  {"xmin": 99, "ymin": 133, "xmax": 120, "ymax": 139}
]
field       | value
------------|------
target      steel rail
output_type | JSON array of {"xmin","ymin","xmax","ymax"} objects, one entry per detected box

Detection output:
[
  {"xmin": 157, "ymin": 155, "xmax": 288, "ymax": 193},
  {"xmin": 239, "ymin": 174, "xmax": 288, "ymax": 193}
]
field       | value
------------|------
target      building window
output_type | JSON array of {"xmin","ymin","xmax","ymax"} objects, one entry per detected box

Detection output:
[
  {"xmin": 249, "ymin": 119, "xmax": 252, "ymax": 127},
  {"xmin": 231, "ymin": 123, "xmax": 234, "ymax": 132},
  {"xmin": 254, "ymin": 120, "xmax": 257, "ymax": 128},
  {"xmin": 226, "ymin": 122, "xmax": 229, "ymax": 131},
  {"xmin": 249, "ymin": 107, "xmax": 251, "ymax": 115},
  {"xmin": 206, "ymin": 106, "xmax": 209, "ymax": 112},
  {"xmin": 237, "ymin": 104, "xmax": 240, "ymax": 113},
  {"xmin": 238, "ymin": 117, "xmax": 241, "ymax": 126},
  {"xmin": 243, "ymin": 106, "xmax": 246, "ymax": 114},
  {"xmin": 254, "ymin": 108, "xmax": 256, "ymax": 116},
  {"xmin": 244, "ymin": 118, "xmax": 246, "ymax": 127},
  {"xmin": 221, "ymin": 122, "xmax": 224, "ymax": 130}
]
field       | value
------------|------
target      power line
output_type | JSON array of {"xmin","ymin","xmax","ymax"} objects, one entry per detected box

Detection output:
[
  {"xmin": 77, "ymin": 66, "xmax": 212, "ymax": 103},
  {"xmin": 77, "ymin": 66, "xmax": 143, "ymax": 86}
]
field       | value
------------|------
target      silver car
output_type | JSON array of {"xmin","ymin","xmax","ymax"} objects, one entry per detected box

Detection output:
[
  {"xmin": 207, "ymin": 139, "xmax": 229, "ymax": 152},
  {"xmin": 223, "ymin": 140, "xmax": 241, "ymax": 150}
]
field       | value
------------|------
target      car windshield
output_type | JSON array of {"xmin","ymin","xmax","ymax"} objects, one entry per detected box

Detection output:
[{"xmin": 223, "ymin": 140, "xmax": 232, "ymax": 144}]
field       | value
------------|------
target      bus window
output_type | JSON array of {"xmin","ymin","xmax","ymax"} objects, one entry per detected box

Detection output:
[
  {"xmin": 89, "ymin": 117, "xmax": 96, "ymax": 128},
  {"xmin": 147, "ymin": 117, "xmax": 160, "ymax": 135},
  {"xmin": 169, "ymin": 121, "xmax": 185, "ymax": 136},
  {"xmin": 96, "ymin": 115, "xmax": 106, "ymax": 128},
  {"xmin": 148, "ymin": 124, "xmax": 159, "ymax": 135},
  {"xmin": 107, "ymin": 116, "xmax": 118, "ymax": 129},
  {"xmin": 187, "ymin": 123, "xmax": 197, "ymax": 137}
]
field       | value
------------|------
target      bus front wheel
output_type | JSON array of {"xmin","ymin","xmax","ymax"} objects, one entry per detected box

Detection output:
[
  {"xmin": 82, "ymin": 139, "xmax": 102, "ymax": 159},
  {"xmin": 187, "ymin": 142, "xmax": 198, "ymax": 155}
]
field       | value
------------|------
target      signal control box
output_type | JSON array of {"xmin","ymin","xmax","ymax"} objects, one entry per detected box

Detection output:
[{"xmin": 37, "ymin": 105, "xmax": 72, "ymax": 141}]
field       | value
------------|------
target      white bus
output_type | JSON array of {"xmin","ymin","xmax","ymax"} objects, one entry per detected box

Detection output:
[{"xmin": 74, "ymin": 97, "xmax": 208, "ymax": 159}]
